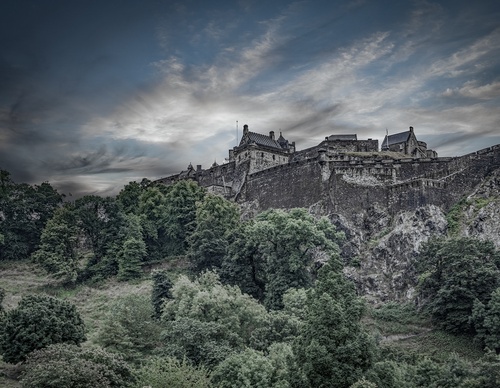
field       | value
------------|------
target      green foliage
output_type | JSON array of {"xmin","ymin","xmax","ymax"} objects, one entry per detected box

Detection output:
[
  {"xmin": 133, "ymin": 356, "xmax": 212, "ymax": 388},
  {"xmin": 349, "ymin": 378, "xmax": 378, "ymax": 388},
  {"xmin": 163, "ymin": 180, "xmax": 206, "ymax": 256},
  {"xmin": 116, "ymin": 179, "xmax": 151, "ymax": 215},
  {"xmin": 0, "ymin": 287, "xmax": 5, "ymax": 314},
  {"xmin": 96, "ymin": 294, "xmax": 162, "ymax": 361},
  {"xmin": 138, "ymin": 181, "xmax": 205, "ymax": 260},
  {"xmin": 0, "ymin": 170, "xmax": 63, "ymax": 261},
  {"xmin": 188, "ymin": 194, "xmax": 240, "ymax": 272},
  {"xmin": 151, "ymin": 269, "xmax": 173, "ymax": 319},
  {"xmin": 0, "ymin": 294, "xmax": 86, "ymax": 363},
  {"xmin": 294, "ymin": 262, "xmax": 375, "ymax": 388},
  {"xmin": 446, "ymin": 198, "xmax": 467, "ymax": 236},
  {"xmin": 117, "ymin": 214, "xmax": 146, "ymax": 281},
  {"xmin": 472, "ymin": 287, "xmax": 500, "ymax": 351},
  {"xmin": 212, "ymin": 348, "xmax": 281, "ymax": 388},
  {"xmin": 33, "ymin": 195, "xmax": 128, "ymax": 283},
  {"xmin": 417, "ymin": 237, "xmax": 500, "ymax": 334},
  {"xmin": 32, "ymin": 205, "xmax": 81, "ymax": 283},
  {"xmin": 367, "ymin": 302, "xmax": 430, "ymax": 336},
  {"xmin": 223, "ymin": 208, "xmax": 343, "ymax": 309},
  {"xmin": 74, "ymin": 195, "xmax": 125, "ymax": 279},
  {"xmin": 160, "ymin": 272, "xmax": 268, "ymax": 367},
  {"xmin": 21, "ymin": 343, "xmax": 134, "ymax": 388}
]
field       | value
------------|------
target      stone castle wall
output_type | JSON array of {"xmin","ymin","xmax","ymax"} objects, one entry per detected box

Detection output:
[{"xmin": 237, "ymin": 144, "xmax": 500, "ymax": 217}]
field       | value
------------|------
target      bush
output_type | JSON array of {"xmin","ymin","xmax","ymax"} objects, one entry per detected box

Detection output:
[
  {"xmin": 133, "ymin": 356, "xmax": 212, "ymax": 388},
  {"xmin": 0, "ymin": 294, "xmax": 86, "ymax": 363},
  {"xmin": 96, "ymin": 294, "xmax": 162, "ymax": 361},
  {"xmin": 21, "ymin": 343, "xmax": 134, "ymax": 387},
  {"xmin": 417, "ymin": 237, "xmax": 500, "ymax": 334}
]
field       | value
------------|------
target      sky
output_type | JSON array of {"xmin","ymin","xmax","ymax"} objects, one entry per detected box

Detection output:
[{"xmin": 1, "ymin": 0, "xmax": 499, "ymax": 197}]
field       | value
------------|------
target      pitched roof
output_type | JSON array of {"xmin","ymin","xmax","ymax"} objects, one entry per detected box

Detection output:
[
  {"xmin": 382, "ymin": 131, "xmax": 411, "ymax": 148},
  {"xmin": 327, "ymin": 134, "xmax": 357, "ymax": 141},
  {"xmin": 242, "ymin": 131, "xmax": 283, "ymax": 149}
]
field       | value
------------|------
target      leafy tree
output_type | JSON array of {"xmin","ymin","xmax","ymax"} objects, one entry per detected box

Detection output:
[
  {"xmin": 213, "ymin": 343, "xmax": 299, "ymax": 388},
  {"xmin": 0, "ymin": 294, "xmax": 86, "ymax": 363},
  {"xmin": 96, "ymin": 294, "xmax": 162, "ymax": 361},
  {"xmin": 223, "ymin": 208, "xmax": 343, "ymax": 309},
  {"xmin": 74, "ymin": 195, "xmax": 125, "ymax": 278},
  {"xmin": 417, "ymin": 237, "xmax": 500, "ymax": 334},
  {"xmin": 249, "ymin": 289, "xmax": 307, "ymax": 352},
  {"xmin": 160, "ymin": 271, "xmax": 268, "ymax": 367},
  {"xmin": 188, "ymin": 193, "xmax": 240, "ymax": 272},
  {"xmin": 117, "ymin": 214, "xmax": 146, "ymax": 281},
  {"xmin": 151, "ymin": 269, "xmax": 173, "ymax": 319},
  {"xmin": 138, "ymin": 185, "xmax": 170, "ymax": 260},
  {"xmin": 163, "ymin": 180, "xmax": 206, "ymax": 256},
  {"xmin": 0, "ymin": 287, "xmax": 5, "ymax": 315},
  {"xmin": 0, "ymin": 170, "xmax": 63, "ymax": 261},
  {"xmin": 293, "ymin": 262, "xmax": 375, "ymax": 388},
  {"xmin": 21, "ymin": 343, "xmax": 134, "ymax": 388},
  {"xmin": 349, "ymin": 378, "xmax": 377, "ymax": 388},
  {"xmin": 472, "ymin": 287, "xmax": 500, "ymax": 352},
  {"xmin": 116, "ymin": 179, "xmax": 151, "ymax": 215},
  {"xmin": 212, "ymin": 348, "xmax": 277, "ymax": 388},
  {"xmin": 133, "ymin": 356, "xmax": 212, "ymax": 388},
  {"xmin": 32, "ymin": 204, "xmax": 81, "ymax": 283}
]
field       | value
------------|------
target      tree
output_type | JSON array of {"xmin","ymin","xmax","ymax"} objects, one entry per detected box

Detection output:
[
  {"xmin": 74, "ymin": 195, "xmax": 125, "ymax": 279},
  {"xmin": 160, "ymin": 271, "xmax": 268, "ymax": 367},
  {"xmin": 0, "ymin": 294, "xmax": 86, "ymax": 363},
  {"xmin": 188, "ymin": 193, "xmax": 240, "ymax": 272},
  {"xmin": 137, "ymin": 181, "xmax": 205, "ymax": 260},
  {"xmin": 0, "ymin": 287, "xmax": 5, "ymax": 315},
  {"xmin": 163, "ymin": 180, "xmax": 206, "ymax": 256},
  {"xmin": 223, "ymin": 208, "xmax": 343, "ymax": 309},
  {"xmin": 116, "ymin": 179, "xmax": 151, "ymax": 215},
  {"xmin": 151, "ymin": 269, "xmax": 174, "ymax": 319},
  {"xmin": 133, "ymin": 356, "xmax": 212, "ymax": 388},
  {"xmin": 0, "ymin": 170, "xmax": 63, "ymax": 261},
  {"xmin": 21, "ymin": 343, "xmax": 134, "ymax": 388},
  {"xmin": 417, "ymin": 237, "xmax": 500, "ymax": 334},
  {"xmin": 117, "ymin": 214, "xmax": 146, "ymax": 281},
  {"xmin": 293, "ymin": 262, "xmax": 375, "ymax": 388},
  {"xmin": 472, "ymin": 287, "xmax": 500, "ymax": 352},
  {"xmin": 32, "ymin": 204, "xmax": 81, "ymax": 283},
  {"xmin": 96, "ymin": 294, "xmax": 162, "ymax": 361},
  {"xmin": 212, "ymin": 348, "xmax": 276, "ymax": 388}
]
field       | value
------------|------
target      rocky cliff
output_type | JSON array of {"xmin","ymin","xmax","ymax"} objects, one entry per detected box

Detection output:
[{"xmin": 338, "ymin": 168, "xmax": 500, "ymax": 303}]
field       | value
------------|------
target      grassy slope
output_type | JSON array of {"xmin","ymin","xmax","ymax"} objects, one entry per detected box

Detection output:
[{"xmin": 0, "ymin": 260, "xmax": 153, "ymax": 387}]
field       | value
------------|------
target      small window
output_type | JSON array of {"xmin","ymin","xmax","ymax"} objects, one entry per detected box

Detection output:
[
  {"xmin": 272, "ymin": 155, "xmax": 276, "ymax": 160},
  {"xmin": 261, "ymin": 152, "xmax": 264, "ymax": 157}
]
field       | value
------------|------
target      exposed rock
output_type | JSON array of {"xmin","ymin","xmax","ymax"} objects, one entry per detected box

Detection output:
[{"xmin": 342, "ymin": 205, "xmax": 447, "ymax": 303}]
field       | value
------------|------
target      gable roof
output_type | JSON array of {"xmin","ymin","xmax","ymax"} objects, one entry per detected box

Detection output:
[
  {"xmin": 241, "ymin": 131, "xmax": 283, "ymax": 150},
  {"xmin": 382, "ymin": 130, "xmax": 411, "ymax": 148},
  {"xmin": 327, "ymin": 134, "xmax": 358, "ymax": 141}
]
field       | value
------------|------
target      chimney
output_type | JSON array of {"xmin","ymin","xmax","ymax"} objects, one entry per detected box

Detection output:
[
  {"xmin": 269, "ymin": 131, "xmax": 275, "ymax": 140},
  {"xmin": 409, "ymin": 126, "xmax": 414, "ymax": 132},
  {"xmin": 243, "ymin": 124, "xmax": 249, "ymax": 135},
  {"xmin": 197, "ymin": 165, "xmax": 202, "ymax": 172}
]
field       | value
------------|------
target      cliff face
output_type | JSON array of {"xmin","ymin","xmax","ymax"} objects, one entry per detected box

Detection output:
[{"xmin": 337, "ymin": 168, "xmax": 500, "ymax": 303}]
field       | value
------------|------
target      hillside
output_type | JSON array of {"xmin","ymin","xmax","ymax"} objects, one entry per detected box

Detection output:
[{"xmin": 1, "ymin": 169, "xmax": 500, "ymax": 387}]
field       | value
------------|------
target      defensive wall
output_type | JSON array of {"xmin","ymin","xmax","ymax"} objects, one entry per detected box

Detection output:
[{"xmin": 239, "ymin": 144, "xmax": 500, "ymax": 217}]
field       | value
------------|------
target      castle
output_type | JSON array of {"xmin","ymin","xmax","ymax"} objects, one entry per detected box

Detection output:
[{"xmin": 156, "ymin": 125, "xmax": 500, "ymax": 218}]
